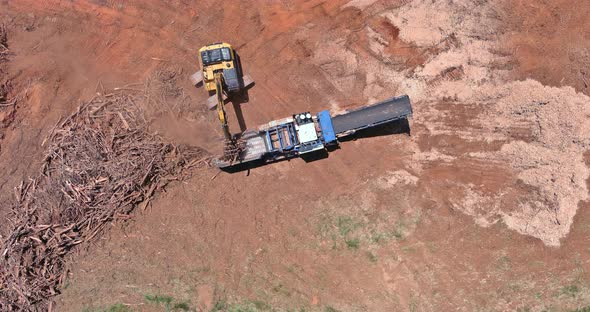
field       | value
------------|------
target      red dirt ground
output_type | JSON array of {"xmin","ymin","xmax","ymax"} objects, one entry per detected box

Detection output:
[{"xmin": 0, "ymin": 0, "xmax": 589, "ymax": 311}]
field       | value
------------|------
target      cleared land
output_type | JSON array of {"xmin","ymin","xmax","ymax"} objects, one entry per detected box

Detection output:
[{"xmin": 0, "ymin": 0, "xmax": 589, "ymax": 311}]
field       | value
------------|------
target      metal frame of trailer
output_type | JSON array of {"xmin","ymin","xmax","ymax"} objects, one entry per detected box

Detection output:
[{"xmin": 213, "ymin": 95, "xmax": 412, "ymax": 168}]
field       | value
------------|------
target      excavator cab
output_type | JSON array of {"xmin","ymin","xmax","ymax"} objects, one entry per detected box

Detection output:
[{"xmin": 190, "ymin": 42, "xmax": 254, "ymax": 109}]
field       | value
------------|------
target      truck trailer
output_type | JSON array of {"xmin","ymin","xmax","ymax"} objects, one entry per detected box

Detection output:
[{"xmin": 214, "ymin": 95, "xmax": 412, "ymax": 168}]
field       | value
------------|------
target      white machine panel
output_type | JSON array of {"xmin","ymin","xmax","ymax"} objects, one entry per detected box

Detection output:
[{"xmin": 297, "ymin": 123, "xmax": 318, "ymax": 143}]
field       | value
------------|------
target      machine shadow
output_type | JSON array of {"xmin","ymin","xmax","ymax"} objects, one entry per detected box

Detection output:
[
  {"xmin": 220, "ymin": 156, "xmax": 289, "ymax": 174},
  {"xmin": 228, "ymin": 51, "xmax": 254, "ymax": 133},
  {"xmin": 229, "ymin": 93, "xmax": 249, "ymax": 133},
  {"xmin": 338, "ymin": 118, "xmax": 411, "ymax": 142}
]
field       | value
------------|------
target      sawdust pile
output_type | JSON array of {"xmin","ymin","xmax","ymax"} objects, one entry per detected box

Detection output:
[
  {"xmin": 0, "ymin": 91, "xmax": 210, "ymax": 310},
  {"xmin": 388, "ymin": 0, "xmax": 589, "ymax": 246},
  {"xmin": 385, "ymin": 0, "xmax": 509, "ymax": 101},
  {"xmin": 346, "ymin": 0, "xmax": 590, "ymax": 246},
  {"xmin": 473, "ymin": 81, "xmax": 590, "ymax": 246}
]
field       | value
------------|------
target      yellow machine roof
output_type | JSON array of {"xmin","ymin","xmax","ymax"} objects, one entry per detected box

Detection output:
[{"xmin": 198, "ymin": 42, "xmax": 232, "ymax": 53}]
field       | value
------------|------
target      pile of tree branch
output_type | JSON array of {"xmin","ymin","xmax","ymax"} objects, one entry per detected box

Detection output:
[
  {"xmin": 1, "ymin": 23, "xmax": 12, "ymax": 109},
  {"xmin": 0, "ymin": 23, "xmax": 8, "ymax": 62},
  {"xmin": 1, "ymin": 23, "xmax": 9, "ymax": 104},
  {"xmin": 0, "ymin": 91, "xmax": 210, "ymax": 310}
]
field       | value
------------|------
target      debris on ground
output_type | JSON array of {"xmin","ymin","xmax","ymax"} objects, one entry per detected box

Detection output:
[
  {"xmin": 380, "ymin": 0, "xmax": 590, "ymax": 246},
  {"xmin": 1, "ymin": 0, "xmax": 590, "ymax": 311},
  {"xmin": 223, "ymin": 138, "xmax": 246, "ymax": 162},
  {"xmin": 0, "ymin": 23, "xmax": 7, "ymax": 62},
  {"xmin": 0, "ymin": 90, "xmax": 210, "ymax": 310},
  {"xmin": 473, "ymin": 80, "xmax": 590, "ymax": 245}
]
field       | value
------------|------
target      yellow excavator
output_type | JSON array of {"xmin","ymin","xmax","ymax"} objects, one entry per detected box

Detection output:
[
  {"xmin": 192, "ymin": 43, "xmax": 413, "ymax": 169},
  {"xmin": 190, "ymin": 42, "xmax": 254, "ymax": 142}
]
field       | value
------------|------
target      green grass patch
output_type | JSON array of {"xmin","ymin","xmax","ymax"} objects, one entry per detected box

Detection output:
[
  {"xmin": 393, "ymin": 220, "xmax": 406, "ymax": 239},
  {"xmin": 228, "ymin": 303, "xmax": 257, "ymax": 312},
  {"xmin": 316, "ymin": 210, "xmax": 425, "ymax": 252},
  {"xmin": 251, "ymin": 300, "xmax": 271, "ymax": 310},
  {"xmin": 529, "ymin": 260, "xmax": 545, "ymax": 268},
  {"xmin": 370, "ymin": 232, "xmax": 386, "ymax": 244},
  {"xmin": 144, "ymin": 294, "xmax": 174, "ymax": 306},
  {"xmin": 401, "ymin": 246, "xmax": 416, "ymax": 253},
  {"xmin": 316, "ymin": 213, "xmax": 369, "ymax": 250},
  {"xmin": 272, "ymin": 283, "xmax": 292, "ymax": 297},
  {"xmin": 173, "ymin": 302, "xmax": 191, "ymax": 311},
  {"xmin": 107, "ymin": 304, "xmax": 132, "ymax": 312},
  {"xmin": 83, "ymin": 304, "xmax": 132, "ymax": 312},
  {"xmin": 426, "ymin": 242, "xmax": 439, "ymax": 253},
  {"xmin": 345, "ymin": 238, "xmax": 360, "ymax": 249},
  {"xmin": 496, "ymin": 255, "xmax": 511, "ymax": 270},
  {"xmin": 211, "ymin": 299, "xmax": 228, "ymax": 311},
  {"xmin": 337, "ymin": 216, "xmax": 359, "ymax": 236},
  {"xmin": 559, "ymin": 284, "xmax": 580, "ymax": 298},
  {"xmin": 144, "ymin": 294, "xmax": 190, "ymax": 311},
  {"xmin": 211, "ymin": 299, "xmax": 272, "ymax": 312},
  {"xmin": 366, "ymin": 251, "xmax": 378, "ymax": 262}
]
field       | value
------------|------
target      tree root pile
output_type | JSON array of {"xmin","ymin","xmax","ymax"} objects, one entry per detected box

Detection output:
[{"xmin": 0, "ymin": 92, "xmax": 210, "ymax": 310}]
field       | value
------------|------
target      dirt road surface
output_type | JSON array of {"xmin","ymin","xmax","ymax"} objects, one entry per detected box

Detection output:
[{"xmin": 0, "ymin": 0, "xmax": 589, "ymax": 311}]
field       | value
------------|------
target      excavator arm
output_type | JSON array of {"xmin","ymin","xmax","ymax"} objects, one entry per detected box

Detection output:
[
  {"xmin": 214, "ymin": 72, "xmax": 232, "ymax": 141},
  {"xmin": 212, "ymin": 72, "xmax": 246, "ymax": 162}
]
